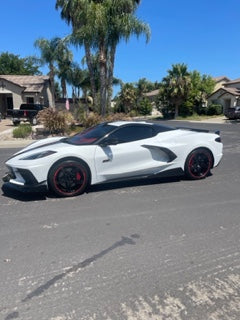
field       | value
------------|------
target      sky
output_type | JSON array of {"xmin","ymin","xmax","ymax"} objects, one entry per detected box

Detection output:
[{"xmin": 1, "ymin": 0, "xmax": 240, "ymax": 96}]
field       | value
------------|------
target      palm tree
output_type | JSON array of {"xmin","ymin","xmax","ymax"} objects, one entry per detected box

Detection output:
[
  {"xmin": 34, "ymin": 37, "xmax": 61, "ymax": 108},
  {"xmin": 105, "ymin": 5, "xmax": 150, "ymax": 114},
  {"xmin": 55, "ymin": 39, "xmax": 73, "ymax": 98},
  {"xmin": 56, "ymin": 0, "xmax": 150, "ymax": 116},
  {"xmin": 116, "ymin": 82, "xmax": 137, "ymax": 113},
  {"xmin": 56, "ymin": 0, "xmax": 98, "ymax": 106},
  {"xmin": 161, "ymin": 63, "xmax": 191, "ymax": 118}
]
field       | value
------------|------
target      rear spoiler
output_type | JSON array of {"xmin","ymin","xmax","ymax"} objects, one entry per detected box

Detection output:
[{"xmin": 176, "ymin": 126, "xmax": 220, "ymax": 135}]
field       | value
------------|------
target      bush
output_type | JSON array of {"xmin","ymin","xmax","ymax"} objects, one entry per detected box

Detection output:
[
  {"xmin": 206, "ymin": 104, "xmax": 223, "ymax": 116},
  {"xmin": 37, "ymin": 108, "xmax": 74, "ymax": 134},
  {"xmin": 13, "ymin": 124, "xmax": 32, "ymax": 138},
  {"xmin": 179, "ymin": 103, "xmax": 194, "ymax": 117},
  {"xmin": 79, "ymin": 112, "xmax": 132, "ymax": 128},
  {"xmin": 105, "ymin": 113, "xmax": 131, "ymax": 121},
  {"xmin": 137, "ymin": 98, "xmax": 153, "ymax": 115},
  {"xmin": 81, "ymin": 112, "xmax": 102, "ymax": 128},
  {"xmin": 161, "ymin": 107, "xmax": 175, "ymax": 119}
]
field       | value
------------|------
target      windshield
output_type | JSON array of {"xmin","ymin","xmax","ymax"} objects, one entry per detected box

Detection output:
[{"xmin": 65, "ymin": 123, "xmax": 116, "ymax": 145}]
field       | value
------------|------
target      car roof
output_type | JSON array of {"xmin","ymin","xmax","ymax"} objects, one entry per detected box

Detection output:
[
  {"xmin": 107, "ymin": 120, "xmax": 175, "ymax": 131},
  {"xmin": 107, "ymin": 120, "xmax": 152, "ymax": 127}
]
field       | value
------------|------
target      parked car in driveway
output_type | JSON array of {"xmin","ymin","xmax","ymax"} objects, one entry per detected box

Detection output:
[
  {"xmin": 224, "ymin": 107, "xmax": 240, "ymax": 120},
  {"xmin": 7, "ymin": 103, "xmax": 48, "ymax": 126},
  {"xmin": 2, "ymin": 121, "xmax": 223, "ymax": 197}
]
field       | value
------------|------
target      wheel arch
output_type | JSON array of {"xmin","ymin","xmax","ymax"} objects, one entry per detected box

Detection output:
[
  {"xmin": 47, "ymin": 156, "xmax": 92, "ymax": 185},
  {"xmin": 186, "ymin": 146, "xmax": 214, "ymax": 168}
]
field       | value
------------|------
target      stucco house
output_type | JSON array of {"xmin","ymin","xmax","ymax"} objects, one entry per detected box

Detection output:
[
  {"xmin": 0, "ymin": 75, "xmax": 53, "ymax": 117},
  {"xmin": 208, "ymin": 77, "xmax": 240, "ymax": 113},
  {"xmin": 212, "ymin": 76, "xmax": 230, "ymax": 91}
]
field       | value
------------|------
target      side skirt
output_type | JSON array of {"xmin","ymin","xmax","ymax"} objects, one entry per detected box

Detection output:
[{"xmin": 95, "ymin": 168, "xmax": 184, "ymax": 185}]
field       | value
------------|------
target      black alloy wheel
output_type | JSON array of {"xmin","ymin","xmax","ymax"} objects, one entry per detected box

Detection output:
[
  {"xmin": 185, "ymin": 148, "xmax": 213, "ymax": 180},
  {"xmin": 48, "ymin": 160, "xmax": 89, "ymax": 197}
]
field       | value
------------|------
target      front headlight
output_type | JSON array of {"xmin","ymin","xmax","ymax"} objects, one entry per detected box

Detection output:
[{"xmin": 20, "ymin": 150, "xmax": 57, "ymax": 160}]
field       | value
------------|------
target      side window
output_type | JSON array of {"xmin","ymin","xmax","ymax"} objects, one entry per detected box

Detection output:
[{"xmin": 109, "ymin": 125, "xmax": 154, "ymax": 143}]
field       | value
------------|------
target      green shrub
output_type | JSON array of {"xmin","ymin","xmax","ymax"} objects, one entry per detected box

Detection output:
[
  {"xmin": 206, "ymin": 104, "xmax": 223, "ymax": 115},
  {"xmin": 198, "ymin": 107, "xmax": 207, "ymax": 115},
  {"xmin": 13, "ymin": 124, "xmax": 32, "ymax": 138},
  {"xmin": 162, "ymin": 107, "xmax": 175, "ymax": 119},
  {"xmin": 179, "ymin": 103, "xmax": 194, "ymax": 117},
  {"xmin": 137, "ymin": 98, "xmax": 153, "ymax": 115}
]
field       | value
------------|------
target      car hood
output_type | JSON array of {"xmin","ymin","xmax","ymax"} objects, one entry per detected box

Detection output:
[{"xmin": 12, "ymin": 136, "xmax": 65, "ymax": 157}]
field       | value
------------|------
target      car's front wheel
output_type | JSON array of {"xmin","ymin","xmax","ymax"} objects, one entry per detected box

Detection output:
[
  {"xmin": 48, "ymin": 160, "xmax": 89, "ymax": 197},
  {"xmin": 185, "ymin": 148, "xmax": 213, "ymax": 180}
]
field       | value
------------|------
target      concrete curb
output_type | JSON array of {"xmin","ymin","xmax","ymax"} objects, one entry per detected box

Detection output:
[{"xmin": 0, "ymin": 140, "xmax": 34, "ymax": 148}]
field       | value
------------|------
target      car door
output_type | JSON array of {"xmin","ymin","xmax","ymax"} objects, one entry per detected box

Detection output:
[{"xmin": 94, "ymin": 124, "xmax": 159, "ymax": 181}]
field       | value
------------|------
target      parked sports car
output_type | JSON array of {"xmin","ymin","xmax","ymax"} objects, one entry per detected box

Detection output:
[{"xmin": 2, "ymin": 121, "xmax": 223, "ymax": 197}]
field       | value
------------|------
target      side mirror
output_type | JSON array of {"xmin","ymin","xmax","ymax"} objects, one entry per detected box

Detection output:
[{"xmin": 100, "ymin": 137, "xmax": 119, "ymax": 147}]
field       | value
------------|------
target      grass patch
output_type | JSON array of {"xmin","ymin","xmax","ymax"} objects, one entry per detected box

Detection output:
[
  {"xmin": 13, "ymin": 124, "xmax": 32, "ymax": 138},
  {"xmin": 176, "ymin": 114, "xmax": 223, "ymax": 121}
]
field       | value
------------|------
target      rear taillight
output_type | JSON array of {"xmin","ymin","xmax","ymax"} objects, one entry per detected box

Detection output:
[{"xmin": 215, "ymin": 137, "xmax": 221, "ymax": 143}]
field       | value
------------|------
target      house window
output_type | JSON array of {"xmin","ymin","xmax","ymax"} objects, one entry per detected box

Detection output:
[
  {"xmin": 26, "ymin": 97, "xmax": 34, "ymax": 104},
  {"xmin": 7, "ymin": 97, "xmax": 13, "ymax": 109}
]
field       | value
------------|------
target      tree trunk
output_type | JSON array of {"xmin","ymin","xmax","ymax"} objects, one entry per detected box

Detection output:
[
  {"xmin": 84, "ymin": 43, "xmax": 97, "ymax": 108},
  {"xmin": 99, "ymin": 43, "xmax": 107, "ymax": 117},
  {"xmin": 174, "ymin": 105, "xmax": 179, "ymax": 118},
  {"xmin": 49, "ymin": 64, "xmax": 55, "ymax": 109},
  {"xmin": 106, "ymin": 44, "xmax": 116, "ymax": 113},
  {"xmin": 61, "ymin": 78, "xmax": 67, "ymax": 98}
]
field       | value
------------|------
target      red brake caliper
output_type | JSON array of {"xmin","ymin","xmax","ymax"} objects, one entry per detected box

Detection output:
[{"xmin": 76, "ymin": 172, "xmax": 81, "ymax": 180}]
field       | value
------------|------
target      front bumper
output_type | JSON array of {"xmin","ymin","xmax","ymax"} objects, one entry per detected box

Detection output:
[
  {"xmin": 2, "ymin": 181, "xmax": 48, "ymax": 194},
  {"xmin": 2, "ymin": 170, "xmax": 48, "ymax": 194}
]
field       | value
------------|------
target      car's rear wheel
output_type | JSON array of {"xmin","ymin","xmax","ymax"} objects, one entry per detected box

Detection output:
[
  {"xmin": 48, "ymin": 160, "xmax": 89, "ymax": 197},
  {"xmin": 185, "ymin": 148, "xmax": 213, "ymax": 180}
]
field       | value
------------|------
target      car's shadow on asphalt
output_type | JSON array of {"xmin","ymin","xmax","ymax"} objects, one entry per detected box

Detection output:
[
  {"xmin": 1, "ymin": 183, "xmax": 48, "ymax": 201},
  {"xmin": 87, "ymin": 176, "xmax": 182, "ymax": 194},
  {"xmin": 1, "ymin": 176, "xmax": 182, "ymax": 202}
]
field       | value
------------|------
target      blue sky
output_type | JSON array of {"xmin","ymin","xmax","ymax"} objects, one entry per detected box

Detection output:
[{"xmin": 1, "ymin": 0, "xmax": 240, "ymax": 95}]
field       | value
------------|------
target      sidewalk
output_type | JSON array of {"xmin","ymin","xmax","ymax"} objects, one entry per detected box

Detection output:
[{"xmin": 0, "ymin": 119, "xmax": 33, "ymax": 148}]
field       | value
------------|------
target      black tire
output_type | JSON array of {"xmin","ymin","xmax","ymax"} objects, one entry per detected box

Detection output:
[
  {"xmin": 30, "ymin": 117, "xmax": 37, "ymax": 125},
  {"xmin": 48, "ymin": 160, "xmax": 89, "ymax": 197},
  {"xmin": 185, "ymin": 148, "xmax": 213, "ymax": 180}
]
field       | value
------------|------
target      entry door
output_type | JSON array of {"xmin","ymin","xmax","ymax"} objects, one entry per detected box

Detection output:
[
  {"xmin": 94, "ymin": 140, "xmax": 156, "ymax": 181},
  {"xmin": 94, "ymin": 124, "xmax": 157, "ymax": 181}
]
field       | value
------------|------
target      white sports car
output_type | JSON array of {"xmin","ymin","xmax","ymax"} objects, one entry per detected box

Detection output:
[{"xmin": 2, "ymin": 121, "xmax": 223, "ymax": 197}]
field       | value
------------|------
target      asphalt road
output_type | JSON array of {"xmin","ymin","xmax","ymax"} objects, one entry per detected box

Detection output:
[{"xmin": 0, "ymin": 121, "xmax": 239, "ymax": 320}]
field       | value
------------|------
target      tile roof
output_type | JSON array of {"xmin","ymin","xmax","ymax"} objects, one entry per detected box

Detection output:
[
  {"xmin": 213, "ymin": 76, "xmax": 230, "ymax": 82},
  {"xmin": 209, "ymin": 86, "xmax": 240, "ymax": 98},
  {"xmin": 0, "ymin": 75, "xmax": 49, "ymax": 93},
  {"xmin": 224, "ymin": 78, "xmax": 240, "ymax": 85}
]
